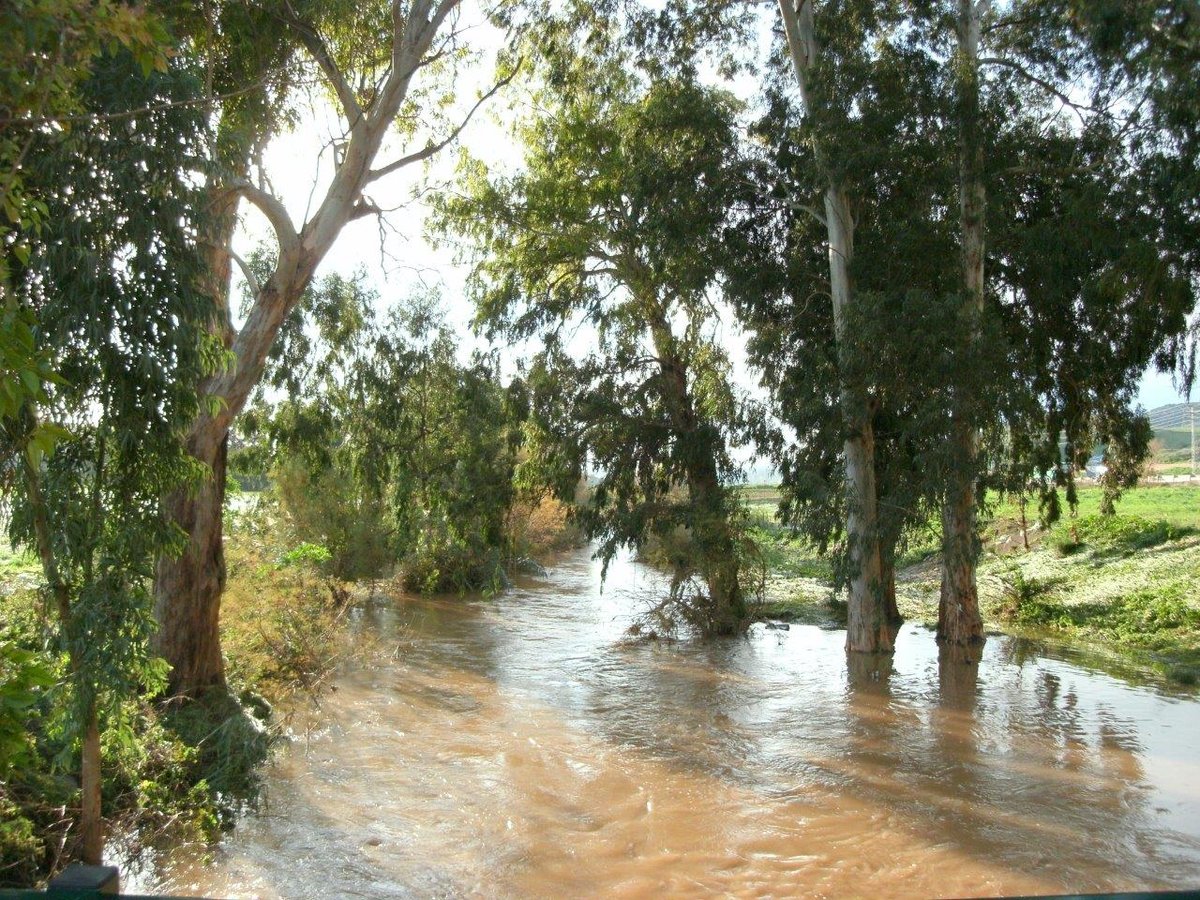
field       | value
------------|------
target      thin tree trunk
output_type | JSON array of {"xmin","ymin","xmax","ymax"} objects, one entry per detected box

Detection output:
[
  {"xmin": 19, "ymin": 442, "xmax": 104, "ymax": 863},
  {"xmin": 778, "ymin": 0, "xmax": 889, "ymax": 653},
  {"xmin": 79, "ymin": 709, "xmax": 103, "ymax": 865},
  {"xmin": 939, "ymin": 0, "xmax": 987, "ymax": 647},
  {"xmin": 879, "ymin": 530, "xmax": 902, "ymax": 629}
]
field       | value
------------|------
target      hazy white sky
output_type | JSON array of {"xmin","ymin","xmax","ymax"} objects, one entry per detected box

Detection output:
[{"xmin": 232, "ymin": 10, "xmax": 1191, "ymax": 424}]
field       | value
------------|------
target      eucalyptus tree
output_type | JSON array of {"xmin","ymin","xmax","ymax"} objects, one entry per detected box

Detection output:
[
  {"xmin": 151, "ymin": 0, "xmax": 518, "ymax": 697},
  {"xmin": 931, "ymin": 0, "xmax": 1197, "ymax": 639},
  {"xmin": 770, "ymin": 0, "xmax": 912, "ymax": 652},
  {"xmin": 437, "ymin": 71, "xmax": 761, "ymax": 634},
  {"xmin": 2, "ymin": 53, "xmax": 214, "ymax": 865},
  {"xmin": 244, "ymin": 277, "xmax": 524, "ymax": 590}
]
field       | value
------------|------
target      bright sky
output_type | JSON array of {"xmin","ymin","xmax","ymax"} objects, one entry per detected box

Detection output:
[{"xmin": 231, "ymin": 7, "xmax": 1192, "ymax": 436}]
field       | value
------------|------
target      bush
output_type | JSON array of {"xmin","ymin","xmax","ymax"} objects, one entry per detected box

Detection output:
[
  {"xmin": 399, "ymin": 522, "xmax": 507, "ymax": 595},
  {"xmin": 274, "ymin": 461, "xmax": 393, "ymax": 581}
]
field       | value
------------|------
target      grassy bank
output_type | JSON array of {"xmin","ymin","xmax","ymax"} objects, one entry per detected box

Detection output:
[
  {"xmin": 750, "ymin": 484, "xmax": 1200, "ymax": 684},
  {"xmin": 0, "ymin": 495, "xmax": 347, "ymax": 888}
]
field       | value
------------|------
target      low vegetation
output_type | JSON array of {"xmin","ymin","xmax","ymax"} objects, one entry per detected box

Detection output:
[{"xmin": 0, "ymin": 495, "xmax": 340, "ymax": 886}]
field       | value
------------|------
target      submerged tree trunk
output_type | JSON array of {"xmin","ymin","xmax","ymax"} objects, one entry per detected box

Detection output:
[
  {"xmin": 688, "ymin": 459, "xmax": 747, "ymax": 634},
  {"xmin": 648, "ymin": 317, "xmax": 746, "ymax": 633},
  {"xmin": 939, "ymin": 0, "xmax": 987, "ymax": 647},
  {"xmin": 778, "ymin": 0, "xmax": 889, "ymax": 653}
]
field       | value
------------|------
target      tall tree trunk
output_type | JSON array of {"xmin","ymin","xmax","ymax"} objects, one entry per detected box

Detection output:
[
  {"xmin": 939, "ymin": 0, "xmax": 987, "ymax": 647},
  {"xmin": 827, "ymin": 188, "xmax": 890, "ymax": 653},
  {"xmin": 154, "ymin": 433, "xmax": 229, "ymax": 696},
  {"xmin": 153, "ymin": 184, "xmax": 237, "ymax": 698},
  {"xmin": 152, "ymin": 5, "xmax": 467, "ymax": 695},
  {"xmin": 778, "ymin": 0, "xmax": 889, "ymax": 653}
]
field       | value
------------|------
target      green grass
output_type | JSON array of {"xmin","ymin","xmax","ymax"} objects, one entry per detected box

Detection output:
[
  {"xmin": 0, "ymin": 543, "xmax": 39, "ymax": 577},
  {"xmin": 990, "ymin": 483, "xmax": 1200, "ymax": 530},
  {"xmin": 751, "ymin": 484, "xmax": 1200, "ymax": 685},
  {"xmin": 980, "ymin": 488, "xmax": 1200, "ymax": 683}
]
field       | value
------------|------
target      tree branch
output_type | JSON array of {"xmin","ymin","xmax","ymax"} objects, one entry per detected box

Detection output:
[
  {"xmin": 227, "ymin": 247, "xmax": 264, "ymax": 298},
  {"xmin": 979, "ymin": 57, "xmax": 1093, "ymax": 118},
  {"xmin": 367, "ymin": 61, "xmax": 521, "ymax": 182},
  {"xmin": 284, "ymin": 9, "xmax": 364, "ymax": 128},
  {"xmin": 220, "ymin": 179, "xmax": 301, "ymax": 257}
]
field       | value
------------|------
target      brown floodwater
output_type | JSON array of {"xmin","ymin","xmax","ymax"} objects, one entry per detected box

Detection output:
[{"xmin": 133, "ymin": 548, "xmax": 1200, "ymax": 898}]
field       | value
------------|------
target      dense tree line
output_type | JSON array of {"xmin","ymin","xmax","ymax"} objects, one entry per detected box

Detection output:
[{"xmin": 235, "ymin": 273, "xmax": 536, "ymax": 592}]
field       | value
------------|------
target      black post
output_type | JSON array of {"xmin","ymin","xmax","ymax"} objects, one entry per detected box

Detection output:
[{"xmin": 46, "ymin": 864, "xmax": 119, "ymax": 896}]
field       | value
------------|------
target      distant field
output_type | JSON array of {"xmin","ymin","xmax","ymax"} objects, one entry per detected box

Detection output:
[
  {"xmin": 1155, "ymin": 427, "xmax": 1194, "ymax": 452},
  {"xmin": 745, "ymin": 482, "xmax": 1198, "ymax": 531},
  {"xmin": 991, "ymin": 483, "xmax": 1200, "ymax": 531},
  {"xmin": 739, "ymin": 484, "xmax": 782, "ymax": 505}
]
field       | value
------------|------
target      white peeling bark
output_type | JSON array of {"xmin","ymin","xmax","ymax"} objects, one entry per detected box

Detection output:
[
  {"xmin": 778, "ymin": 0, "xmax": 891, "ymax": 653},
  {"xmin": 155, "ymin": 0, "xmax": 469, "ymax": 697}
]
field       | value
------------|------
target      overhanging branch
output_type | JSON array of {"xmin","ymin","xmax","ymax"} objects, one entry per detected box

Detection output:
[
  {"xmin": 367, "ymin": 60, "xmax": 521, "ymax": 183},
  {"xmin": 284, "ymin": 9, "xmax": 365, "ymax": 127}
]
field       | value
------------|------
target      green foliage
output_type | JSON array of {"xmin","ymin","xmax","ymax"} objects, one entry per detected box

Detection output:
[
  {"xmin": 0, "ymin": 0, "xmax": 171, "ymax": 292},
  {"xmin": 1003, "ymin": 580, "xmax": 1200, "ymax": 654},
  {"xmin": 437, "ymin": 58, "xmax": 761, "ymax": 631},
  {"xmin": 1049, "ymin": 514, "xmax": 1190, "ymax": 558},
  {"xmin": 247, "ymin": 275, "xmax": 526, "ymax": 591},
  {"xmin": 0, "ymin": 639, "xmax": 53, "ymax": 777},
  {"xmin": 0, "ymin": 589, "xmax": 261, "ymax": 887},
  {"xmin": 4, "ymin": 47, "xmax": 214, "ymax": 723},
  {"xmin": 278, "ymin": 542, "xmax": 334, "ymax": 570}
]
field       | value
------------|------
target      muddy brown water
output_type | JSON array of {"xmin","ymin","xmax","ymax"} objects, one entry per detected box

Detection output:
[{"xmin": 134, "ymin": 548, "xmax": 1200, "ymax": 898}]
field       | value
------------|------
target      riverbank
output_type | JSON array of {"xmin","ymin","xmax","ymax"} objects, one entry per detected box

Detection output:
[
  {"xmin": 752, "ymin": 483, "xmax": 1200, "ymax": 684},
  {"xmin": 0, "ymin": 497, "xmax": 344, "ymax": 887},
  {"xmin": 0, "ymin": 490, "xmax": 585, "ymax": 887}
]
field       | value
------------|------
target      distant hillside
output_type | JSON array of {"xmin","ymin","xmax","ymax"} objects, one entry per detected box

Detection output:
[{"xmin": 1148, "ymin": 401, "xmax": 1199, "ymax": 430}]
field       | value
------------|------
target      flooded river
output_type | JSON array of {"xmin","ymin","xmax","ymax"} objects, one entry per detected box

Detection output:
[{"xmin": 139, "ymin": 548, "xmax": 1200, "ymax": 898}]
